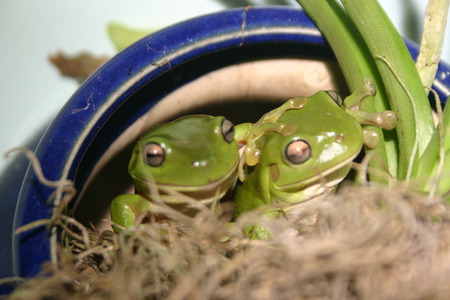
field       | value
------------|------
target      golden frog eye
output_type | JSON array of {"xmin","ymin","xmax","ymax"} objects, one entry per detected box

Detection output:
[
  {"xmin": 325, "ymin": 90, "xmax": 343, "ymax": 106},
  {"xmin": 221, "ymin": 118, "xmax": 235, "ymax": 143},
  {"xmin": 285, "ymin": 139, "xmax": 311, "ymax": 164},
  {"xmin": 144, "ymin": 142, "xmax": 165, "ymax": 167}
]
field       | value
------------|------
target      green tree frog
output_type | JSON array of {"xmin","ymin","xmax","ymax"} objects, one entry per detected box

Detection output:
[
  {"xmin": 110, "ymin": 115, "xmax": 239, "ymax": 231},
  {"xmin": 233, "ymin": 78, "xmax": 397, "ymax": 238}
]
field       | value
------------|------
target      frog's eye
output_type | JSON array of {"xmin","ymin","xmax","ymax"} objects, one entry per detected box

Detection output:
[
  {"xmin": 144, "ymin": 142, "xmax": 165, "ymax": 167},
  {"xmin": 285, "ymin": 139, "xmax": 311, "ymax": 164},
  {"xmin": 221, "ymin": 119, "xmax": 235, "ymax": 143},
  {"xmin": 325, "ymin": 90, "xmax": 343, "ymax": 106}
]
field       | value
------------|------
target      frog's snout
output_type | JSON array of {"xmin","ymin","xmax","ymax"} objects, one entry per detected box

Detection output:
[{"xmin": 191, "ymin": 160, "xmax": 208, "ymax": 168}]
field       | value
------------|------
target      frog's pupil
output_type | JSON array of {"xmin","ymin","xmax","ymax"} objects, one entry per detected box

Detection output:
[
  {"xmin": 145, "ymin": 143, "xmax": 165, "ymax": 167},
  {"xmin": 285, "ymin": 140, "xmax": 311, "ymax": 164},
  {"xmin": 221, "ymin": 119, "xmax": 235, "ymax": 143}
]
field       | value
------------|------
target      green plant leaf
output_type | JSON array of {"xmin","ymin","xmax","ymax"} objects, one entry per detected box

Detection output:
[
  {"xmin": 416, "ymin": 0, "xmax": 450, "ymax": 90},
  {"xmin": 296, "ymin": 0, "xmax": 396, "ymax": 181},
  {"xmin": 340, "ymin": 0, "xmax": 435, "ymax": 181}
]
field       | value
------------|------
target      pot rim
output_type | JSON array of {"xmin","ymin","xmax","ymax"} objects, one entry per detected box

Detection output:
[{"xmin": 12, "ymin": 6, "xmax": 450, "ymax": 278}]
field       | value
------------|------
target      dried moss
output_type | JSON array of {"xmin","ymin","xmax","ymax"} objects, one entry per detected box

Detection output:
[{"xmin": 6, "ymin": 184, "xmax": 450, "ymax": 300}]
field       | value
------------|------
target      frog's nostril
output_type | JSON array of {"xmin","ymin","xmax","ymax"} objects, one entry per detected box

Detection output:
[{"xmin": 192, "ymin": 160, "xmax": 208, "ymax": 168}]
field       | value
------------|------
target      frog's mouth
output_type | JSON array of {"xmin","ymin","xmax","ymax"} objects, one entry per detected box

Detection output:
[
  {"xmin": 275, "ymin": 153, "xmax": 356, "ymax": 192},
  {"xmin": 132, "ymin": 159, "xmax": 239, "ymax": 205}
]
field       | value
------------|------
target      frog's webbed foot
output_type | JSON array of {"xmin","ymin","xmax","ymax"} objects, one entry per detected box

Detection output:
[
  {"xmin": 357, "ymin": 110, "xmax": 396, "ymax": 148},
  {"xmin": 236, "ymin": 97, "xmax": 309, "ymax": 181},
  {"xmin": 363, "ymin": 130, "xmax": 379, "ymax": 149},
  {"xmin": 241, "ymin": 208, "xmax": 287, "ymax": 239},
  {"xmin": 243, "ymin": 224, "xmax": 274, "ymax": 240},
  {"xmin": 237, "ymin": 122, "xmax": 298, "ymax": 181},
  {"xmin": 344, "ymin": 78, "xmax": 398, "ymax": 149}
]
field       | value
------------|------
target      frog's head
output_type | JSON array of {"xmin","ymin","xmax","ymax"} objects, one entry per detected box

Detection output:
[
  {"xmin": 129, "ymin": 115, "xmax": 239, "ymax": 202},
  {"xmin": 258, "ymin": 91, "xmax": 364, "ymax": 198}
]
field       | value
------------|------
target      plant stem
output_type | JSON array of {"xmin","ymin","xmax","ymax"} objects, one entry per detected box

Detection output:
[
  {"xmin": 296, "ymin": 0, "xmax": 396, "ymax": 180},
  {"xmin": 341, "ymin": 0, "xmax": 436, "ymax": 180},
  {"xmin": 416, "ymin": 0, "xmax": 450, "ymax": 90}
]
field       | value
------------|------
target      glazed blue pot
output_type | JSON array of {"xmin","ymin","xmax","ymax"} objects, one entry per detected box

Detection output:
[{"xmin": 4, "ymin": 6, "xmax": 450, "ymax": 283}]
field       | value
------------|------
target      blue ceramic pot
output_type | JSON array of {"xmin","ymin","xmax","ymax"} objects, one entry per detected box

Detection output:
[{"xmin": 5, "ymin": 6, "xmax": 450, "ymax": 281}]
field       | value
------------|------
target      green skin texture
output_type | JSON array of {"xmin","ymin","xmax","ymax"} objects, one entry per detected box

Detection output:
[
  {"xmin": 233, "ymin": 91, "xmax": 363, "ymax": 218},
  {"xmin": 233, "ymin": 79, "xmax": 397, "ymax": 239},
  {"xmin": 110, "ymin": 80, "xmax": 395, "ymax": 236},
  {"xmin": 296, "ymin": 0, "xmax": 438, "ymax": 184},
  {"xmin": 110, "ymin": 115, "xmax": 239, "ymax": 231}
]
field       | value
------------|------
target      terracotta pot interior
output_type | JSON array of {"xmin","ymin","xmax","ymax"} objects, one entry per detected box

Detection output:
[{"xmin": 72, "ymin": 58, "xmax": 346, "ymax": 231}]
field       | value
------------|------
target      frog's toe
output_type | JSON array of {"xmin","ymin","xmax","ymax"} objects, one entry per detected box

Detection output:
[
  {"xmin": 363, "ymin": 130, "xmax": 379, "ymax": 149},
  {"xmin": 379, "ymin": 110, "xmax": 397, "ymax": 130}
]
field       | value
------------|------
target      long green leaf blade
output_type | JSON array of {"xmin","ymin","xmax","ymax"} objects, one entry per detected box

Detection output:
[
  {"xmin": 341, "ymin": 0, "xmax": 435, "ymax": 180},
  {"xmin": 296, "ymin": 0, "xmax": 397, "ymax": 180}
]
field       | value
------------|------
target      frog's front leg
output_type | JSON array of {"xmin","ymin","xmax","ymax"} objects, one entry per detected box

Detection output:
[
  {"xmin": 343, "ymin": 77, "xmax": 377, "ymax": 110},
  {"xmin": 110, "ymin": 194, "xmax": 152, "ymax": 232},
  {"xmin": 234, "ymin": 97, "xmax": 308, "ymax": 181},
  {"xmin": 343, "ymin": 78, "xmax": 397, "ymax": 130},
  {"xmin": 259, "ymin": 96, "xmax": 307, "ymax": 123},
  {"xmin": 235, "ymin": 122, "xmax": 297, "ymax": 181}
]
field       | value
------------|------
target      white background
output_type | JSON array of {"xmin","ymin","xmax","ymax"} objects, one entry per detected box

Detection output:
[{"xmin": 0, "ymin": 0, "xmax": 448, "ymax": 172}]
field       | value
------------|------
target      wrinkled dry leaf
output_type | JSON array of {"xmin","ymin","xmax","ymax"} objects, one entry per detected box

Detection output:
[{"xmin": 49, "ymin": 52, "xmax": 110, "ymax": 83}]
